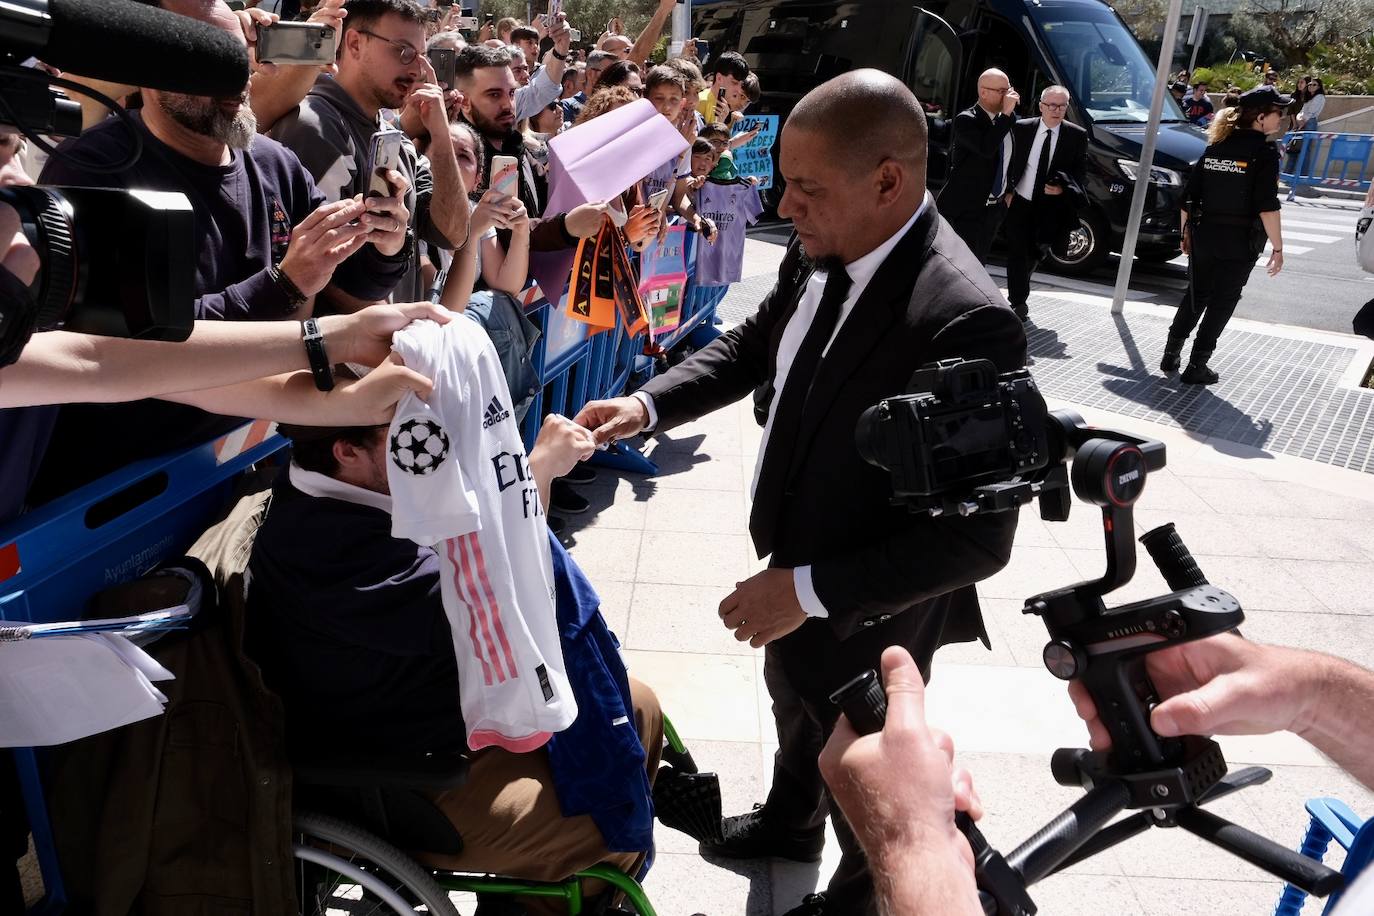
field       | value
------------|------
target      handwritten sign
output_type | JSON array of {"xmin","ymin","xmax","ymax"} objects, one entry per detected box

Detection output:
[
  {"xmin": 731, "ymin": 115, "xmax": 778, "ymax": 190},
  {"xmin": 640, "ymin": 224, "xmax": 689, "ymax": 336}
]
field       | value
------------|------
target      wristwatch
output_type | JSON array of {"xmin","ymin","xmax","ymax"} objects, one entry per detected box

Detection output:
[
  {"xmin": 301, "ymin": 318, "xmax": 335, "ymax": 392},
  {"xmin": 550, "ymin": 48, "xmax": 567, "ymax": 61}
]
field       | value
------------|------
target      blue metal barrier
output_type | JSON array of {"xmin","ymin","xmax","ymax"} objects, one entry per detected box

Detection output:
[
  {"xmin": 1282, "ymin": 131, "xmax": 1374, "ymax": 195},
  {"xmin": 517, "ymin": 226, "xmax": 729, "ymax": 475},
  {"xmin": 1, "ymin": 424, "xmax": 288, "ymax": 914}
]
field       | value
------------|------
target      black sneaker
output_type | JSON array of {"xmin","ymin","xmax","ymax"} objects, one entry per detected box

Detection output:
[
  {"xmin": 781, "ymin": 893, "xmax": 829, "ymax": 916},
  {"xmin": 698, "ymin": 804, "xmax": 825, "ymax": 863},
  {"xmin": 1011, "ymin": 303, "xmax": 1029, "ymax": 322},
  {"xmin": 1160, "ymin": 350, "xmax": 1182, "ymax": 373},
  {"xmin": 551, "ymin": 480, "xmax": 590, "ymax": 515},
  {"xmin": 564, "ymin": 465, "xmax": 598, "ymax": 486},
  {"xmin": 1181, "ymin": 363, "xmax": 1219, "ymax": 385},
  {"xmin": 548, "ymin": 516, "xmax": 567, "ymax": 537}
]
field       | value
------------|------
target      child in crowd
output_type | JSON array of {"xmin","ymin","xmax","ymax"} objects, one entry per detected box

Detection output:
[
  {"xmin": 641, "ymin": 66, "xmax": 718, "ymax": 241},
  {"xmin": 687, "ymin": 138, "xmax": 720, "ymax": 190},
  {"xmin": 438, "ymin": 121, "xmax": 531, "ymax": 305}
]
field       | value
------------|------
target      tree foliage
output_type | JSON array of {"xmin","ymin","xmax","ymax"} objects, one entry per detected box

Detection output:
[{"xmin": 1239, "ymin": 0, "xmax": 1373, "ymax": 65}]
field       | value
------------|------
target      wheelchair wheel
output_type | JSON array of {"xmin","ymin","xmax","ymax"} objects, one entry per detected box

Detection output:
[{"xmin": 293, "ymin": 811, "xmax": 460, "ymax": 915}]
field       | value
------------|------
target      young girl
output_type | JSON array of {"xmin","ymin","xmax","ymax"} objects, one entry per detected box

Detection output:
[{"xmin": 439, "ymin": 121, "xmax": 531, "ymax": 309}]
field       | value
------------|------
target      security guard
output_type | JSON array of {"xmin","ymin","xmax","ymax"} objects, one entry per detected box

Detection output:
[{"xmin": 1162, "ymin": 85, "xmax": 1289, "ymax": 384}]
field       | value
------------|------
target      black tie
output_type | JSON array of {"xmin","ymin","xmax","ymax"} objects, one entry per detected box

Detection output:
[
  {"xmin": 749, "ymin": 266, "xmax": 853, "ymax": 558},
  {"xmin": 1033, "ymin": 128, "xmax": 1053, "ymax": 199}
]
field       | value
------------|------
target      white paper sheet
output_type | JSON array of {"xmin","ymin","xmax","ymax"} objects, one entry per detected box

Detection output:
[{"xmin": 0, "ymin": 634, "xmax": 173, "ymax": 747}]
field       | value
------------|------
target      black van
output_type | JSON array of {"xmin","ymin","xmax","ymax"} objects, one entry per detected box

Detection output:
[{"xmin": 693, "ymin": 0, "xmax": 1208, "ymax": 273}]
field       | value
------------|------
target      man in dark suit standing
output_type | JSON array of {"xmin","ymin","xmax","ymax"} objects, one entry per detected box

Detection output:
[
  {"xmin": 1002, "ymin": 85, "xmax": 1089, "ymax": 321},
  {"xmin": 574, "ymin": 69, "xmax": 1026, "ymax": 916},
  {"xmin": 937, "ymin": 68, "xmax": 1020, "ymax": 264}
]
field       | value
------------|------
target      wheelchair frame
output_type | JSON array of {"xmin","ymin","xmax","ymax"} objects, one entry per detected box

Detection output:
[{"xmin": 291, "ymin": 718, "xmax": 693, "ymax": 916}]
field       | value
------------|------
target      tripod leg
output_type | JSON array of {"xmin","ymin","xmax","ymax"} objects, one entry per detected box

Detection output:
[
  {"xmin": 1049, "ymin": 811, "xmax": 1155, "ymax": 876},
  {"xmin": 1198, "ymin": 766, "xmax": 1271, "ymax": 806},
  {"xmin": 1175, "ymin": 806, "xmax": 1345, "ymax": 898}
]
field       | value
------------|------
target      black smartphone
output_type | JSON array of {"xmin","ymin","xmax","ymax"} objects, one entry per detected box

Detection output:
[
  {"xmin": 365, "ymin": 130, "xmax": 405, "ymax": 199},
  {"xmin": 427, "ymin": 47, "xmax": 456, "ymax": 87}
]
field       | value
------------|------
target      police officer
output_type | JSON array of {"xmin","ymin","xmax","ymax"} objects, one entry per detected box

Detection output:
[{"xmin": 1162, "ymin": 85, "xmax": 1289, "ymax": 384}]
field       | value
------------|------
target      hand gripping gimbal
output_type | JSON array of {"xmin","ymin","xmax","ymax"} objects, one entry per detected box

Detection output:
[{"xmin": 834, "ymin": 408, "xmax": 1345, "ymax": 916}]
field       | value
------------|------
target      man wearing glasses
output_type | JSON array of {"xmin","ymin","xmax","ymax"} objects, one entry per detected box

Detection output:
[
  {"xmin": 270, "ymin": 0, "xmax": 470, "ymax": 307},
  {"xmin": 1002, "ymin": 84, "xmax": 1088, "ymax": 321},
  {"xmin": 936, "ymin": 68, "xmax": 1020, "ymax": 265}
]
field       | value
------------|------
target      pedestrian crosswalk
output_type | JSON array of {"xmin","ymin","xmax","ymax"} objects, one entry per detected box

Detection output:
[{"xmin": 1253, "ymin": 201, "xmax": 1358, "ymax": 265}]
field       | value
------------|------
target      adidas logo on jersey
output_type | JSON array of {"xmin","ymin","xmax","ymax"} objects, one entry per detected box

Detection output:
[{"xmin": 483, "ymin": 396, "xmax": 511, "ymax": 429}]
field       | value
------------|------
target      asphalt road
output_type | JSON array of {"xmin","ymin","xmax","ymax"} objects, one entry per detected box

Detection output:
[{"xmin": 749, "ymin": 197, "xmax": 1373, "ymax": 335}]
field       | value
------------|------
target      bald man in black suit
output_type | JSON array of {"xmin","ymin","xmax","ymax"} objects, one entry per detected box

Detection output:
[{"xmin": 575, "ymin": 70, "xmax": 1026, "ymax": 915}]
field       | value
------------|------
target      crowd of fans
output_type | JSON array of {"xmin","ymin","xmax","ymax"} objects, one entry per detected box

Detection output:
[{"xmin": 0, "ymin": 0, "xmax": 770, "ymax": 531}]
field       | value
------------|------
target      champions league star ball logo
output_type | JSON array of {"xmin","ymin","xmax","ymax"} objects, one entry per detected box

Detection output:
[{"xmin": 390, "ymin": 418, "xmax": 450, "ymax": 475}]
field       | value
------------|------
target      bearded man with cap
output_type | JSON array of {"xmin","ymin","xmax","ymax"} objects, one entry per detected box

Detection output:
[{"xmin": 1162, "ymin": 85, "xmax": 1289, "ymax": 384}]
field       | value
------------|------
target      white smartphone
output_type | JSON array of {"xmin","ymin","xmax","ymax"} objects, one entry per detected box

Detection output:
[
  {"xmin": 365, "ymin": 130, "xmax": 405, "ymax": 199},
  {"xmin": 647, "ymin": 188, "xmax": 672, "ymax": 213},
  {"xmin": 490, "ymin": 155, "xmax": 520, "ymax": 198}
]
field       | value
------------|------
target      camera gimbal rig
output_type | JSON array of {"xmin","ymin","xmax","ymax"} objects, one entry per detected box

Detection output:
[{"xmin": 834, "ymin": 408, "xmax": 1346, "ymax": 916}]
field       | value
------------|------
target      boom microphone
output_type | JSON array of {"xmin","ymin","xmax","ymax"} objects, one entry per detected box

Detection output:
[{"xmin": 1, "ymin": 0, "xmax": 252, "ymax": 98}]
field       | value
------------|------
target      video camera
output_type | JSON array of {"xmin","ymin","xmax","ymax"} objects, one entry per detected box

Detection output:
[
  {"xmin": 0, "ymin": 0, "xmax": 253, "ymax": 367},
  {"xmin": 838, "ymin": 360, "xmax": 1345, "ymax": 914}
]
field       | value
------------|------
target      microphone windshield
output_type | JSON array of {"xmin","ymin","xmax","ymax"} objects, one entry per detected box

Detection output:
[{"xmin": 46, "ymin": 0, "xmax": 251, "ymax": 98}]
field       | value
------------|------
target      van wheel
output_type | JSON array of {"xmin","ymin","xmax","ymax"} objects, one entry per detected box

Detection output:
[{"xmin": 1046, "ymin": 209, "xmax": 1108, "ymax": 276}]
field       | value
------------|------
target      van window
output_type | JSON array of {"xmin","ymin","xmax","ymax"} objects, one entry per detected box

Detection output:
[
  {"xmin": 1026, "ymin": 0, "xmax": 1186, "ymax": 123},
  {"xmin": 696, "ymin": 0, "xmax": 870, "ymax": 99},
  {"xmin": 907, "ymin": 9, "xmax": 960, "ymax": 121}
]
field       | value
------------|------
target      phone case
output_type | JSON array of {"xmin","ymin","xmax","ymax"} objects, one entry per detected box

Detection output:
[
  {"xmin": 490, "ymin": 157, "xmax": 520, "ymax": 198},
  {"xmin": 255, "ymin": 22, "xmax": 336, "ymax": 65},
  {"xmin": 367, "ymin": 132, "xmax": 405, "ymax": 198}
]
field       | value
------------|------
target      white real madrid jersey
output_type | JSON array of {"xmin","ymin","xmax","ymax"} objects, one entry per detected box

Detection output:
[{"xmin": 387, "ymin": 318, "xmax": 576, "ymax": 753}]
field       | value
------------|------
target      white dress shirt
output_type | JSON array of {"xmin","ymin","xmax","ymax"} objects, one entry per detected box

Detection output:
[
  {"xmin": 981, "ymin": 107, "xmax": 1013, "ymax": 200},
  {"xmin": 289, "ymin": 461, "xmax": 394, "ymax": 514},
  {"xmin": 1014, "ymin": 120, "xmax": 1060, "ymax": 202},
  {"xmin": 634, "ymin": 193, "xmax": 931, "ymax": 618}
]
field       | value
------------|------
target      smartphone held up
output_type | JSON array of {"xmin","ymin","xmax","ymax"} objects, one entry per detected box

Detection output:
[{"xmin": 255, "ymin": 21, "xmax": 336, "ymax": 66}]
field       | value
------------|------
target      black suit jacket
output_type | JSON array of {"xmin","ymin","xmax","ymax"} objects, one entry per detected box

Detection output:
[
  {"xmin": 1007, "ymin": 118, "xmax": 1089, "ymax": 236},
  {"xmin": 638, "ymin": 202, "xmax": 1028, "ymax": 699},
  {"xmin": 937, "ymin": 105, "xmax": 1015, "ymax": 220}
]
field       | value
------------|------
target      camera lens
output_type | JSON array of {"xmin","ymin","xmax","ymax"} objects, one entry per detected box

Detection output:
[
  {"xmin": 0, "ymin": 185, "xmax": 197, "ymax": 367},
  {"xmin": 854, "ymin": 401, "xmax": 892, "ymax": 470},
  {"xmin": 0, "ymin": 185, "xmax": 79, "ymax": 331}
]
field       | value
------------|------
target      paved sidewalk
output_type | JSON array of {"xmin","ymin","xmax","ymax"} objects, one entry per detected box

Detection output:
[{"xmin": 560, "ymin": 252, "xmax": 1374, "ymax": 915}]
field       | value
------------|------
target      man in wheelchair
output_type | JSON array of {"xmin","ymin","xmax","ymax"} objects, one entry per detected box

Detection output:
[{"xmin": 245, "ymin": 413, "xmax": 663, "ymax": 914}]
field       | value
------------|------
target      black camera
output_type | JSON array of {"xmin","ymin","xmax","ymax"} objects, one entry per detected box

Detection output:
[
  {"xmin": 856, "ymin": 359, "xmax": 1051, "ymax": 514},
  {"xmin": 1, "ymin": 185, "xmax": 197, "ymax": 367}
]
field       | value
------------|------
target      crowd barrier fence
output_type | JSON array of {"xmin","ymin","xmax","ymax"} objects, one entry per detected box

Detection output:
[{"xmin": 1281, "ymin": 131, "xmax": 1374, "ymax": 195}]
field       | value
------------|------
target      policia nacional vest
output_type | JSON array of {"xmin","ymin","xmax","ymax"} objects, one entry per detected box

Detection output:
[{"xmin": 1186, "ymin": 128, "xmax": 1282, "ymax": 259}]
